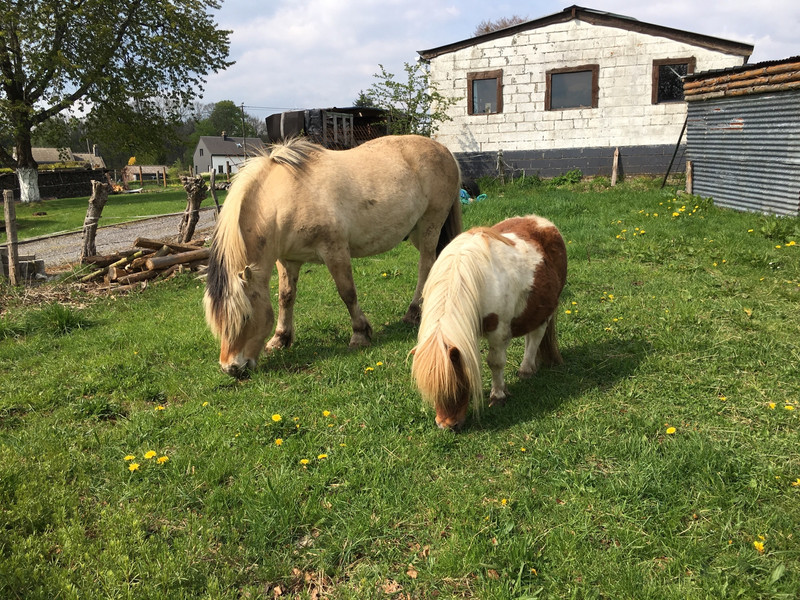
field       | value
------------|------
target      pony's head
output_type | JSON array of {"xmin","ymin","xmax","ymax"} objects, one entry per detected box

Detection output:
[
  {"xmin": 411, "ymin": 334, "xmax": 479, "ymax": 431},
  {"xmin": 204, "ymin": 260, "xmax": 273, "ymax": 377},
  {"xmin": 203, "ymin": 159, "xmax": 275, "ymax": 377}
]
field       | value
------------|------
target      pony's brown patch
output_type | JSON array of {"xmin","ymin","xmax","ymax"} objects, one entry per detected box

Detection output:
[
  {"xmin": 492, "ymin": 217, "xmax": 567, "ymax": 338},
  {"xmin": 482, "ymin": 313, "xmax": 499, "ymax": 333}
]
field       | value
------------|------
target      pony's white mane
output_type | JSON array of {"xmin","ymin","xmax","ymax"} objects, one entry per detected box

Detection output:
[{"xmin": 413, "ymin": 229, "xmax": 499, "ymax": 412}]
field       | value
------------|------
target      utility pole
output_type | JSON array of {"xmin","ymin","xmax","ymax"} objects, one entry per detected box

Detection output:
[{"xmin": 240, "ymin": 103, "xmax": 248, "ymax": 158}]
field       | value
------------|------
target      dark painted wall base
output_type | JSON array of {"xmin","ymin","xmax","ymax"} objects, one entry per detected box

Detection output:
[
  {"xmin": 455, "ymin": 144, "xmax": 686, "ymax": 181},
  {"xmin": 0, "ymin": 168, "xmax": 108, "ymax": 201}
]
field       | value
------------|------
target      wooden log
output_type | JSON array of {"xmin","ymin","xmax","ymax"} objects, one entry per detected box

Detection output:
[
  {"xmin": 145, "ymin": 248, "xmax": 210, "ymax": 271},
  {"xmin": 3, "ymin": 189, "xmax": 20, "ymax": 285},
  {"xmin": 134, "ymin": 237, "xmax": 202, "ymax": 253},
  {"xmin": 130, "ymin": 245, "xmax": 170, "ymax": 270},
  {"xmin": 610, "ymin": 147, "xmax": 619, "ymax": 187},
  {"xmin": 81, "ymin": 250, "xmax": 147, "ymax": 283},
  {"xmin": 686, "ymin": 160, "xmax": 693, "ymax": 195},
  {"xmin": 80, "ymin": 180, "xmax": 111, "ymax": 261},
  {"xmin": 116, "ymin": 269, "xmax": 161, "ymax": 286},
  {"xmin": 82, "ymin": 248, "xmax": 152, "ymax": 267}
]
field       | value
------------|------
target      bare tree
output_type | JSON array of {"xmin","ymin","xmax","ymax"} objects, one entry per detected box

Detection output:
[{"xmin": 474, "ymin": 15, "xmax": 528, "ymax": 37}]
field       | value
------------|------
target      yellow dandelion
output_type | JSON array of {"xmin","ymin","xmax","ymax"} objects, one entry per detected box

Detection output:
[
  {"xmin": 155, "ymin": 405, "xmax": 165, "ymax": 411},
  {"xmin": 323, "ymin": 410, "xmax": 331, "ymax": 417},
  {"xmin": 753, "ymin": 541, "xmax": 765, "ymax": 554},
  {"xmin": 202, "ymin": 401, "xmax": 209, "ymax": 407},
  {"xmin": 769, "ymin": 402, "xmax": 776, "ymax": 409},
  {"xmin": 157, "ymin": 456, "xmax": 169, "ymax": 464},
  {"xmin": 565, "ymin": 309, "xmax": 572, "ymax": 314},
  {"xmin": 124, "ymin": 455, "xmax": 135, "ymax": 461},
  {"xmin": 791, "ymin": 478, "xmax": 800, "ymax": 487},
  {"xmin": 785, "ymin": 405, "xmax": 795, "ymax": 411},
  {"xmin": 128, "ymin": 463, "xmax": 140, "ymax": 472},
  {"xmin": 382, "ymin": 272, "xmax": 388, "ymax": 277},
  {"xmin": 364, "ymin": 366, "xmax": 374, "ymax": 373},
  {"xmin": 376, "ymin": 361, "xmax": 383, "ymax": 366},
  {"xmin": 275, "ymin": 438, "xmax": 283, "ymax": 446},
  {"xmin": 520, "ymin": 447, "xmax": 526, "ymax": 452},
  {"xmin": 299, "ymin": 459, "xmax": 310, "ymax": 465},
  {"xmin": 500, "ymin": 498, "xmax": 508, "ymax": 506},
  {"xmin": 144, "ymin": 450, "xmax": 156, "ymax": 460},
  {"xmin": 666, "ymin": 427, "xmax": 676, "ymax": 435},
  {"xmin": 672, "ymin": 212, "xmax": 680, "ymax": 217},
  {"xmin": 317, "ymin": 453, "xmax": 328, "ymax": 460},
  {"xmin": 272, "ymin": 414, "xmax": 282, "ymax": 422},
  {"xmin": 719, "ymin": 395, "xmax": 727, "ymax": 401}
]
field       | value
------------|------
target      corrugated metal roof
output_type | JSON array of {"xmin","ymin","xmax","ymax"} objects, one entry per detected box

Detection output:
[
  {"xmin": 687, "ymin": 91, "xmax": 800, "ymax": 216},
  {"xmin": 685, "ymin": 57, "xmax": 800, "ymax": 100}
]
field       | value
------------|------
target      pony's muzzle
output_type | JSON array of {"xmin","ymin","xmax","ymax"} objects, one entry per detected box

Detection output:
[{"xmin": 220, "ymin": 357, "xmax": 256, "ymax": 379}]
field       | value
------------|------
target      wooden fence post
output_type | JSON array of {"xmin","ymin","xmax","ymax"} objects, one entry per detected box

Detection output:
[
  {"xmin": 80, "ymin": 180, "xmax": 112, "ymax": 262},
  {"xmin": 3, "ymin": 189, "xmax": 20, "ymax": 285},
  {"xmin": 178, "ymin": 175, "xmax": 208, "ymax": 243},
  {"xmin": 686, "ymin": 160, "xmax": 693, "ymax": 195},
  {"xmin": 611, "ymin": 147, "xmax": 620, "ymax": 187}
]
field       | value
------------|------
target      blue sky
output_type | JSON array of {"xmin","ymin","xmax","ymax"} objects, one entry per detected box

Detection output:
[{"xmin": 200, "ymin": 0, "xmax": 799, "ymax": 119}]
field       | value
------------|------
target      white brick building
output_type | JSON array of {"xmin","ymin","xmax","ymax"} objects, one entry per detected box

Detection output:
[{"xmin": 418, "ymin": 6, "xmax": 753, "ymax": 178}]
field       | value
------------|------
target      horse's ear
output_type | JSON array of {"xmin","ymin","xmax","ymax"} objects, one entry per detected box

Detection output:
[{"xmin": 238, "ymin": 265, "xmax": 252, "ymax": 284}]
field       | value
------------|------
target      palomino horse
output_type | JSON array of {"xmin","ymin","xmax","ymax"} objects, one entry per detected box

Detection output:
[
  {"xmin": 411, "ymin": 215, "xmax": 567, "ymax": 429},
  {"xmin": 204, "ymin": 135, "xmax": 462, "ymax": 377}
]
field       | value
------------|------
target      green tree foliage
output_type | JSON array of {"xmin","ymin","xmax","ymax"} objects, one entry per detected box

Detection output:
[
  {"xmin": 367, "ymin": 62, "xmax": 458, "ymax": 137},
  {"xmin": 183, "ymin": 100, "xmax": 262, "ymax": 168},
  {"xmin": 0, "ymin": 0, "xmax": 232, "ymax": 200},
  {"xmin": 352, "ymin": 90, "xmax": 377, "ymax": 108}
]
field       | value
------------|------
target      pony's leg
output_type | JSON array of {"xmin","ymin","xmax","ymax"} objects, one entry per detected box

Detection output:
[
  {"xmin": 487, "ymin": 335, "xmax": 512, "ymax": 407},
  {"xmin": 322, "ymin": 250, "xmax": 373, "ymax": 348},
  {"xmin": 518, "ymin": 320, "xmax": 549, "ymax": 379},
  {"xmin": 266, "ymin": 259, "xmax": 301, "ymax": 352}
]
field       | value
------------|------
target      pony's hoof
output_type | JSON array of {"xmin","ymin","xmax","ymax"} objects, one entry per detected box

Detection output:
[
  {"xmin": 488, "ymin": 394, "xmax": 508, "ymax": 408},
  {"xmin": 348, "ymin": 335, "xmax": 371, "ymax": 349},
  {"xmin": 518, "ymin": 368, "xmax": 536, "ymax": 379}
]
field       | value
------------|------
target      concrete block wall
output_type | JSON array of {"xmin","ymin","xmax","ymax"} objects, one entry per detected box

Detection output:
[{"xmin": 430, "ymin": 19, "xmax": 745, "ymax": 154}]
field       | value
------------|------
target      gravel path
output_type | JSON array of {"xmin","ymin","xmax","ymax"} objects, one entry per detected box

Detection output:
[{"xmin": 16, "ymin": 207, "xmax": 219, "ymax": 272}]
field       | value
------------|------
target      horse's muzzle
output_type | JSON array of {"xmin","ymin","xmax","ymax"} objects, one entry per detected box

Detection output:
[{"xmin": 220, "ymin": 358, "xmax": 255, "ymax": 379}]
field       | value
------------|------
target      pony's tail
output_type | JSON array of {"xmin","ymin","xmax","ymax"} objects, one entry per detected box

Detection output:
[
  {"xmin": 411, "ymin": 328, "xmax": 483, "ymax": 414},
  {"xmin": 436, "ymin": 186, "xmax": 463, "ymax": 257},
  {"xmin": 537, "ymin": 313, "xmax": 564, "ymax": 367}
]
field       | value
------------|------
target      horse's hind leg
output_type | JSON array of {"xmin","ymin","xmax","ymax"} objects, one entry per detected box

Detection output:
[
  {"xmin": 321, "ymin": 248, "xmax": 373, "ymax": 348},
  {"xmin": 267, "ymin": 259, "xmax": 301, "ymax": 352},
  {"xmin": 487, "ymin": 335, "xmax": 512, "ymax": 407},
  {"xmin": 518, "ymin": 320, "xmax": 550, "ymax": 379}
]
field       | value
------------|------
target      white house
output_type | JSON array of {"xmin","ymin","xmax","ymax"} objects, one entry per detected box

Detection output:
[
  {"xmin": 192, "ymin": 134, "xmax": 267, "ymax": 177},
  {"xmin": 418, "ymin": 5, "xmax": 753, "ymax": 178}
]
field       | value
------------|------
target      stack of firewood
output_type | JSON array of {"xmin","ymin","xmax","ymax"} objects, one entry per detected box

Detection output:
[{"xmin": 78, "ymin": 237, "xmax": 209, "ymax": 292}]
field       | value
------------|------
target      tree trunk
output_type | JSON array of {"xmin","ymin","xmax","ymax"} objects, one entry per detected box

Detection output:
[
  {"xmin": 17, "ymin": 167, "xmax": 41, "ymax": 204},
  {"xmin": 80, "ymin": 180, "xmax": 112, "ymax": 261},
  {"xmin": 178, "ymin": 175, "xmax": 208, "ymax": 243}
]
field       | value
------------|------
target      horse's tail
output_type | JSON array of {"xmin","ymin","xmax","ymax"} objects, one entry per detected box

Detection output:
[
  {"xmin": 435, "ymin": 156, "xmax": 463, "ymax": 256},
  {"xmin": 203, "ymin": 161, "xmax": 261, "ymax": 342},
  {"xmin": 537, "ymin": 312, "xmax": 564, "ymax": 367}
]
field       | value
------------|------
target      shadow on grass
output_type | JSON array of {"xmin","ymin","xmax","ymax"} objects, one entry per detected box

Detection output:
[{"xmin": 471, "ymin": 336, "xmax": 650, "ymax": 432}]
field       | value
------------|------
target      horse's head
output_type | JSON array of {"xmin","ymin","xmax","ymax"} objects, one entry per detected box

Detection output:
[
  {"xmin": 205, "ymin": 263, "xmax": 274, "ymax": 378},
  {"xmin": 412, "ymin": 341, "xmax": 472, "ymax": 431},
  {"xmin": 432, "ymin": 346, "xmax": 472, "ymax": 430}
]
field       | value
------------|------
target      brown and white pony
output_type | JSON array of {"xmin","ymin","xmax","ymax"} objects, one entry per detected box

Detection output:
[
  {"xmin": 411, "ymin": 215, "xmax": 567, "ymax": 429},
  {"xmin": 204, "ymin": 135, "xmax": 462, "ymax": 377}
]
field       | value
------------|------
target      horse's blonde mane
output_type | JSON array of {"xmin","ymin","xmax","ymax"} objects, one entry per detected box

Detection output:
[{"xmin": 413, "ymin": 230, "xmax": 498, "ymax": 413}]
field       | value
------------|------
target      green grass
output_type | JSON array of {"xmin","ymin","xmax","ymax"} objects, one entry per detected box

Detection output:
[
  {"xmin": 1, "ymin": 177, "xmax": 799, "ymax": 598},
  {"xmin": 0, "ymin": 187, "xmax": 227, "ymax": 243}
]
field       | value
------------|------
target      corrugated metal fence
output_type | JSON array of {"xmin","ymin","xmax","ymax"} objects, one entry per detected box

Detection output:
[
  {"xmin": 684, "ymin": 58, "xmax": 800, "ymax": 216},
  {"xmin": 687, "ymin": 91, "xmax": 800, "ymax": 215}
]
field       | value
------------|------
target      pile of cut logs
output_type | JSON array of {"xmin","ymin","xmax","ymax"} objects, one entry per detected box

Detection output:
[{"xmin": 78, "ymin": 237, "xmax": 209, "ymax": 292}]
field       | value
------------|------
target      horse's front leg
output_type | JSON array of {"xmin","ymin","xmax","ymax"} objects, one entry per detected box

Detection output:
[
  {"xmin": 322, "ymin": 250, "xmax": 372, "ymax": 348},
  {"xmin": 266, "ymin": 259, "xmax": 302, "ymax": 352},
  {"xmin": 486, "ymin": 334, "xmax": 512, "ymax": 407}
]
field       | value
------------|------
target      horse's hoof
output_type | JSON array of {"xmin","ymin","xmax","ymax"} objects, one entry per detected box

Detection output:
[
  {"xmin": 348, "ymin": 336, "xmax": 371, "ymax": 349},
  {"xmin": 401, "ymin": 307, "xmax": 421, "ymax": 326},
  {"xmin": 266, "ymin": 333, "xmax": 292, "ymax": 352}
]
